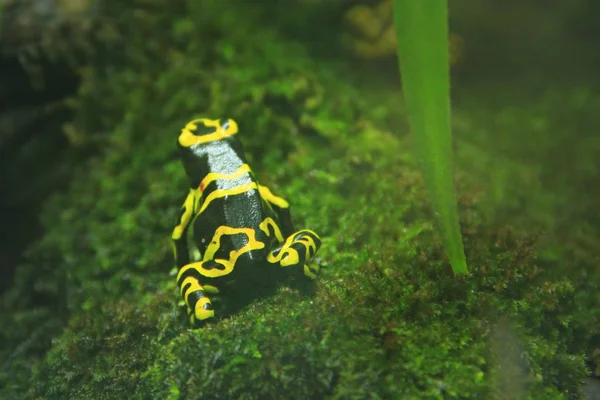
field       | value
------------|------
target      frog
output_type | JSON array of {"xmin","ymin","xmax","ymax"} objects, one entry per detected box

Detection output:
[{"xmin": 171, "ymin": 117, "xmax": 322, "ymax": 327}]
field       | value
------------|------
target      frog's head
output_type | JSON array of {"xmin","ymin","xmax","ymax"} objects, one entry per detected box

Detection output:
[
  {"xmin": 177, "ymin": 118, "xmax": 241, "ymax": 186},
  {"xmin": 178, "ymin": 118, "xmax": 238, "ymax": 148}
]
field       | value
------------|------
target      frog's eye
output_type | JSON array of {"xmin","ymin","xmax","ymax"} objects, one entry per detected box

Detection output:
[{"xmin": 221, "ymin": 119, "xmax": 238, "ymax": 136}]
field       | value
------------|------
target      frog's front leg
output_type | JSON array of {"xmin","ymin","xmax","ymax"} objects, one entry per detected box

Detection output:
[
  {"xmin": 172, "ymin": 189, "xmax": 216, "ymax": 326},
  {"xmin": 177, "ymin": 270, "xmax": 217, "ymax": 326},
  {"xmin": 176, "ymin": 258, "xmax": 250, "ymax": 326},
  {"xmin": 267, "ymin": 230, "xmax": 322, "ymax": 279},
  {"xmin": 171, "ymin": 189, "xmax": 199, "ymax": 268}
]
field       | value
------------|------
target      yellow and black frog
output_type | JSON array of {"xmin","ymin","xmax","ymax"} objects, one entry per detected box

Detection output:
[{"xmin": 171, "ymin": 118, "xmax": 321, "ymax": 327}]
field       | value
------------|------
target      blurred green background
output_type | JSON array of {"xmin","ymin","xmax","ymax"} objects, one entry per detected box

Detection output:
[{"xmin": 0, "ymin": 0, "xmax": 598, "ymax": 398}]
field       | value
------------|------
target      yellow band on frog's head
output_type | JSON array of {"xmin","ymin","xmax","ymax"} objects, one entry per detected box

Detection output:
[{"xmin": 178, "ymin": 118, "xmax": 239, "ymax": 147}]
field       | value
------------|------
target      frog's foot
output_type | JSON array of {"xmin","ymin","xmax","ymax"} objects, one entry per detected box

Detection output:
[
  {"xmin": 267, "ymin": 230, "xmax": 322, "ymax": 279},
  {"xmin": 186, "ymin": 288, "xmax": 215, "ymax": 327},
  {"xmin": 177, "ymin": 267, "xmax": 218, "ymax": 327},
  {"xmin": 304, "ymin": 263, "xmax": 320, "ymax": 279}
]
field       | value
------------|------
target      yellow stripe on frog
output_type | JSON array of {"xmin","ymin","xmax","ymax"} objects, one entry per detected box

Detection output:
[
  {"xmin": 197, "ymin": 181, "xmax": 258, "ymax": 215},
  {"xmin": 199, "ymin": 163, "xmax": 252, "ymax": 191}
]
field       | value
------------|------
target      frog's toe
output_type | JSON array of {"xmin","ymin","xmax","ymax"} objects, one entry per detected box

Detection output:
[
  {"xmin": 186, "ymin": 289, "xmax": 215, "ymax": 326},
  {"xmin": 194, "ymin": 297, "xmax": 215, "ymax": 321},
  {"xmin": 303, "ymin": 263, "xmax": 319, "ymax": 279}
]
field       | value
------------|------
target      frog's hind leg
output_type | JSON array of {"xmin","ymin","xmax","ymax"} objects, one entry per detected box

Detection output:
[
  {"xmin": 267, "ymin": 230, "xmax": 322, "ymax": 279},
  {"xmin": 258, "ymin": 184, "xmax": 294, "ymax": 237},
  {"xmin": 177, "ymin": 263, "xmax": 223, "ymax": 327}
]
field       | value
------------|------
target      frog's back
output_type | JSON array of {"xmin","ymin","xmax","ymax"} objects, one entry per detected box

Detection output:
[{"xmin": 191, "ymin": 141, "xmax": 276, "ymax": 262}]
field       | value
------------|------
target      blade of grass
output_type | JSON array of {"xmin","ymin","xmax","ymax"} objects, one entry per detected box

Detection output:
[{"xmin": 392, "ymin": 0, "xmax": 467, "ymax": 274}]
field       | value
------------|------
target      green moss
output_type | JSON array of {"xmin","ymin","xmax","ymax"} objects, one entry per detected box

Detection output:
[{"xmin": 0, "ymin": 1, "xmax": 597, "ymax": 399}]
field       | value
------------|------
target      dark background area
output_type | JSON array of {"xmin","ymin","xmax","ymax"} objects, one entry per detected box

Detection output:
[{"xmin": 0, "ymin": 55, "xmax": 77, "ymax": 293}]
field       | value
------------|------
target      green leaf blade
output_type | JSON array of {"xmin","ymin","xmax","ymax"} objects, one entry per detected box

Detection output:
[{"xmin": 392, "ymin": 0, "xmax": 467, "ymax": 274}]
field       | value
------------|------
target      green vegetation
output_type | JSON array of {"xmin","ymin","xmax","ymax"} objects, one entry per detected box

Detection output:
[
  {"xmin": 392, "ymin": 0, "xmax": 467, "ymax": 274},
  {"xmin": 0, "ymin": 1, "xmax": 597, "ymax": 399}
]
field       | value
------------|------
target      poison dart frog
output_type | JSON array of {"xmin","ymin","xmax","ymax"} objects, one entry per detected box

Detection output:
[{"xmin": 172, "ymin": 118, "xmax": 322, "ymax": 327}]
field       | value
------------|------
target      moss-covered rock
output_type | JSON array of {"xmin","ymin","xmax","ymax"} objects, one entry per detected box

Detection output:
[{"xmin": 0, "ymin": 1, "xmax": 597, "ymax": 399}]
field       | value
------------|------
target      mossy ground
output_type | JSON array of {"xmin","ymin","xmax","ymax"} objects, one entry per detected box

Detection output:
[{"xmin": 1, "ymin": 1, "xmax": 598, "ymax": 399}]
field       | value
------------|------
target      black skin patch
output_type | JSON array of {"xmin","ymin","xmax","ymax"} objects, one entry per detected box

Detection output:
[{"xmin": 202, "ymin": 260, "xmax": 226, "ymax": 271}]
